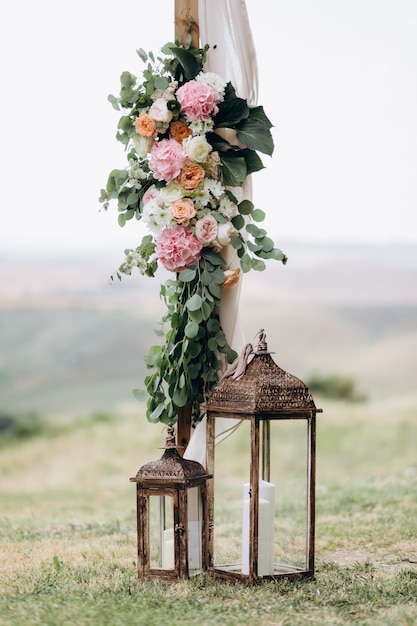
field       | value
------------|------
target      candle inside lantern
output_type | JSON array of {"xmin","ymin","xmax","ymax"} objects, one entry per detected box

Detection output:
[
  {"xmin": 162, "ymin": 528, "xmax": 175, "ymax": 569},
  {"xmin": 242, "ymin": 480, "xmax": 275, "ymax": 576},
  {"xmin": 187, "ymin": 486, "xmax": 202, "ymax": 570}
]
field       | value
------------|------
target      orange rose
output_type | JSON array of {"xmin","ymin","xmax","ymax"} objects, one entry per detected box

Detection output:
[
  {"xmin": 171, "ymin": 198, "xmax": 196, "ymax": 225},
  {"xmin": 178, "ymin": 164, "xmax": 205, "ymax": 191},
  {"xmin": 221, "ymin": 268, "xmax": 241, "ymax": 289},
  {"xmin": 170, "ymin": 120, "xmax": 192, "ymax": 143},
  {"xmin": 135, "ymin": 112, "xmax": 157, "ymax": 137}
]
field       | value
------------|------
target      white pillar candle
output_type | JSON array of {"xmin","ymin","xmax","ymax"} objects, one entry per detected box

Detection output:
[
  {"xmin": 187, "ymin": 487, "xmax": 202, "ymax": 570},
  {"xmin": 242, "ymin": 480, "xmax": 275, "ymax": 576},
  {"xmin": 162, "ymin": 527, "xmax": 175, "ymax": 569}
]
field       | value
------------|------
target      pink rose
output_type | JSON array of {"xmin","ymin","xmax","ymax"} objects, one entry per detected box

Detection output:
[
  {"xmin": 148, "ymin": 98, "xmax": 174, "ymax": 124},
  {"xmin": 156, "ymin": 226, "xmax": 203, "ymax": 272},
  {"xmin": 195, "ymin": 214, "xmax": 218, "ymax": 245},
  {"xmin": 149, "ymin": 138, "xmax": 189, "ymax": 183},
  {"xmin": 176, "ymin": 80, "xmax": 220, "ymax": 122},
  {"xmin": 142, "ymin": 184, "xmax": 162, "ymax": 205}
]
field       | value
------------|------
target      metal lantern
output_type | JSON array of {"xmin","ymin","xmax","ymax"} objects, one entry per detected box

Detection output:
[
  {"xmin": 130, "ymin": 424, "xmax": 212, "ymax": 581},
  {"xmin": 205, "ymin": 330, "xmax": 321, "ymax": 584}
]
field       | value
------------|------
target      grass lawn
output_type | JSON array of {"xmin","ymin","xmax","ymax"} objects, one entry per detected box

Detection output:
[{"xmin": 0, "ymin": 399, "xmax": 416, "ymax": 625}]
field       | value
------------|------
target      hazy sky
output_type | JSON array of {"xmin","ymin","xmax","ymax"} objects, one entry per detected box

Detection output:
[{"xmin": 1, "ymin": 0, "xmax": 416, "ymax": 262}]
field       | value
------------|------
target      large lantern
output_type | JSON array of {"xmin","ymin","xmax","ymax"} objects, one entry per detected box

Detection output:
[
  {"xmin": 130, "ymin": 423, "xmax": 212, "ymax": 581},
  {"xmin": 205, "ymin": 330, "xmax": 321, "ymax": 584}
]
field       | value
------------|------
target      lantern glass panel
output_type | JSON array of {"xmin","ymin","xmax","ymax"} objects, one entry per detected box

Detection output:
[
  {"xmin": 269, "ymin": 419, "xmax": 308, "ymax": 572},
  {"xmin": 187, "ymin": 486, "xmax": 202, "ymax": 572},
  {"xmin": 212, "ymin": 420, "xmax": 251, "ymax": 569},
  {"xmin": 148, "ymin": 494, "xmax": 174, "ymax": 570},
  {"xmin": 211, "ymin": 417, "xmax": 310, "ymax": 577}
]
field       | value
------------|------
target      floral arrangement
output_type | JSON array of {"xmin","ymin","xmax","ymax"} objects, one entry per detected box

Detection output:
[{"xmin": 100, "ymin": 41, "xmax": 286, "ymax": 425}]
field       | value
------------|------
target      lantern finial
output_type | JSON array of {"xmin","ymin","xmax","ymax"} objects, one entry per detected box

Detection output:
[
  {"xmin": 163, "ymin": 423, "xmax": 177, "ymax": 448},
  {"xmin": 256, "ymin": 329, "xmax": 268, "ymax": 353}
]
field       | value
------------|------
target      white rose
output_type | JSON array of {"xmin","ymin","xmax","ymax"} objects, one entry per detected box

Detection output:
[
  {"xmin": 212, "ymin": 222, "xmax": 238, "ymax": 251},
  {"xmin": 159, "ymin": 180, "xmax": 184, "ymax": 205},
  {"xmin": 132, "ymin": 133, "xmax": 153, "ymax": 158},
  {"xmin": 183, "ymin": 134, "xmax": 212, "ymax": 163}
]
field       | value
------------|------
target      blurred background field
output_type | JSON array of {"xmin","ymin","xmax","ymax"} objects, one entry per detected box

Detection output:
[
  {"xmin": 1, "ymin": 240, "xmax": 417, "ymax": 417},
  {"xmin": 0, "ymin": 241, "xmax": 416, "ymax": 624}
]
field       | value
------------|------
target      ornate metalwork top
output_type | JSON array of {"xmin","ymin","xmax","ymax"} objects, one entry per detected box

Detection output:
[
  {"xmin": 207, "ymin": 330, "xmax": 317, "ymax": 415},
  {"xmin": 131, "ymin": 423, "xmax": 210, "ymax": 482}
]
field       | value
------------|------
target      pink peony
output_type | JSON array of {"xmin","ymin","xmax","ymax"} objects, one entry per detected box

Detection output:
[
  {"xmin": 149, "ymin": 138, "xmax": 189, "ymax": 183},
  {"xmin": 195, "ymin": 214, "xmax": 218, "ymax": 245},
  {"xmin": 156, "ymin": 226, "xmax": 202, "ymax": 272},
  {"xmin": 175, "ymin": 80, "xmax": 221, "ymax": 122}
]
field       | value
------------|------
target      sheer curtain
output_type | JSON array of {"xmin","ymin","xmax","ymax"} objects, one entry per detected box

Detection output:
[{"xmin": 184, "ymin": 0, "xmax": 258, "ymax": 465}]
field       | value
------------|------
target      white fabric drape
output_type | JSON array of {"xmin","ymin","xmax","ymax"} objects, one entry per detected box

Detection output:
[{"xmin": 183, "ymin": 0, "xmax": 258, "ymax": 466}]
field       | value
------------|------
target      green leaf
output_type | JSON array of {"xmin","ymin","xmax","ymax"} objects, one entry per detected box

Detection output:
[
  {"xmin": 240, "ymin": 253, "xmax": 252, "ymax": 273},
  {"xmin": 185, "ymin": 321, "xmax": 199, "ymax": 338},
  {"xmin": 236, "ymin": 118, "xmax": 274, "ymax": 156},
  {"xmin": 188, "ymin": 308, "xmax": 203, "ymax": 323},
  {"xmin": 251, "ymin": 258, "xmax": 266, "ymax": 271},
  {"xmin": 149, "ymin": 402, "xmax": 166, "ymax": 423},
  {"xmin": 249, "ymin": 105, "xmax": 273, "ymax": 128},
  {"xmin": 201, "ymin": 249, "xmax": 225, "ymax": 265},
  {"xmin": 231, "ymin": 215, "xmax": 245, "ymax": 231},
  {"xmin": 238, "ymin": 200, "xmax": 254, "ymax": 215},
  {"xmin": 137, "ymin": 48, "xmax": 148, "ymax": 62},
  {"xmin": 186, "ymin": 293, "xmax": 203, "ymax": 311},
  {"xmin": 118, "ymin": 115, "xmax": 133, "ymax": 131},
  {"xmin": 214, "ymin": 97, "xmax": 249, "ymax": 128},
  {"xmin": 118, "ymin": 213, "xmax": 126, "ymax": 227},
  {"xmin": 219, "ymin": 152, "xmax": 247, "ymax": 187},
  {"xmin": 107, "ymin": 94, "xmax": 120, "ymax": 111},
  {"xmin": 246, "ymin": 223, "xmax": 266, "ymax": 238},
  {"xmin": 179, "ymin": 267, "xmax": 196, "ymax": 282},
  {"xmin": 241, "ymin": 149, "xmax": 265, "ymax": 175},
  {"xmin": 201, "ymin": 300, "xmax": 213, "ymax": 320},
  {"xmin": 252, "ymin": 208, "xmax": 265, "ymax": 222},
  {"xmin": 120, "ymin": 71, "xmax": 136, "ymax": 89},
  {"xmin": 169, "ymin": 46, "xmax": 202, "ymax": 79},
  {"xmin": 154, "ymin": 75, "xmax": 169, "ymax": 89},
  {"xmin": 258, "ymin": 236, "xmax": 275, "ymax": 253}
]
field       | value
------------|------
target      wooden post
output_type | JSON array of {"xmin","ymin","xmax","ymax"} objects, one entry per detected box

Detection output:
[
  {"xmin": 175, "ymin": 0, "xmax": 199, "ymax": 47},
  {"xmin": 175, "ymin": 0, "xmax": 199, "ymax": 454}
]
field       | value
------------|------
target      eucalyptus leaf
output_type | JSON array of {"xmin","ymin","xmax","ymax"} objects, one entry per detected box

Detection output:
[
  {"xmin": 186, "ymin": 293, "xmax": 203, "ymax": 311},
  {"xmin": 240, "ymin": 253, "xmax": 252, "ymax": 273},
  {"xmin": 185, "ymin": 321, "xmax": 199, "ymax": 338},
  {"xmin": 252, "ymin": 208, "xmax": 266, "ymax": 222},
  {"xmin": 179, "ymin": 267, "xmax": 196, "ymax": 282},
  {"xmin": 251, "ymin": 258, "xmax": 266, "ymax": 271}
]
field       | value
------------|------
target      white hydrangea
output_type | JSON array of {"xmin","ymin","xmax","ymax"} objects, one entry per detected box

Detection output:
[{"xmin": 197, "ymin": 71, "xmax": 227, "ymax": 98}]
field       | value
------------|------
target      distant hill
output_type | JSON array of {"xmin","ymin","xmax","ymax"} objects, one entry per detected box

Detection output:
[{"xmin": 1, "ymin": 241, "xmax": 416, "ymax": 416}]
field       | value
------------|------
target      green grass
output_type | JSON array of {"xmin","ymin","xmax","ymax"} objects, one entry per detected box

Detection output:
[{"xmin": 0, "ymin": 400, "xmax": 416, "ymax": 625}]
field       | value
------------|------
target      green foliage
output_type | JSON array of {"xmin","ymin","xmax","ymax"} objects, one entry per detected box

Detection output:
[
  {"xmin": 99, "ymin": 40, "xmax": 286, "ymax": 425},
  {"xmin": 307, "ymin": 374, "xmax": 367, "ymax": 402},
  {"xmin": 143, "ymin": 250, "xmax": 237, "ymax": 424}
]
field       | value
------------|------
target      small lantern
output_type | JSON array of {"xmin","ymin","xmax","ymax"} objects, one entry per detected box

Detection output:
[
  {"xmin": 205, "ymin": 330, "xmax": 322, "ymax": 584},
  {"xmin": 130, "ymin": 423, "xmax": 212, "ymax": 581}
]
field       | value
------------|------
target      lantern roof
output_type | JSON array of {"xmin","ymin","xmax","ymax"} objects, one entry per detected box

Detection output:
[
  {"xmin": 131, "ymin": 424, "xmax": 210, "ymax": 483},
  {"xmin": 206, "ymin": 330, "xmax": 318, "ymax": 415}
]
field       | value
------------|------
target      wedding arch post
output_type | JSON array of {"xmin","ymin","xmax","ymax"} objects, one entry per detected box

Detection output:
[{"xmin": 175, "ymin": 0, "xmax": 199, "ymax": 454}]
